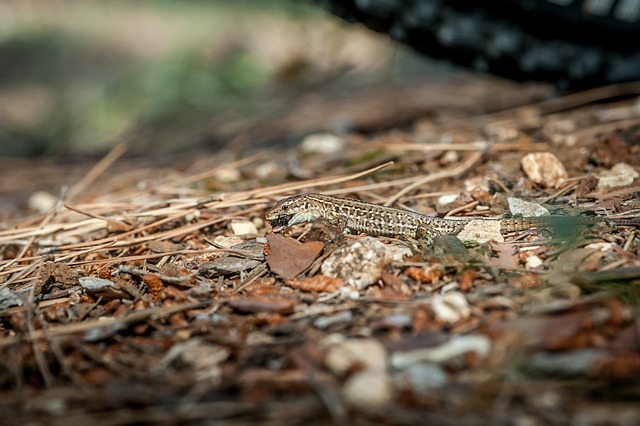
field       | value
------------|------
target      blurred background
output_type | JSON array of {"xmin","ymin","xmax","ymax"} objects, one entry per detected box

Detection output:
[{"xmin": 0, "ymin": 0, "xmax": 460, "ymax": 158}]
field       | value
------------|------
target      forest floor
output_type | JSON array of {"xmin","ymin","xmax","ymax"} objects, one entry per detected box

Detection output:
[{"xmin": 1, "ymin": 75, "xmax": 640, "ymax": 425}]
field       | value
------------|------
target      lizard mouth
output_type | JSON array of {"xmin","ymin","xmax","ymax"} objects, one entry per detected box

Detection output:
[{"xmin": 270, "ymin": 215, "xmax": 293, "ymax": 233}]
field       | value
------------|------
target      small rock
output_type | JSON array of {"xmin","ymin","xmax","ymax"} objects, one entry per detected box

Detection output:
[
  {"xmin": 429, "ymin": 291, "xmax": 470, "ymax": 323},
  {"xmin": 437, "ymin": 193, "xmax": 459, "ymax": 206},
  {"xmin": 525, "ymin": 255, "xmax": 543, "ymax": 269},
  {"xmin": 79, "ymin": 277, "xmax": 115, "ymax": 291},
  {"xmin": 28, "ymin": 191, "xmax": 58, "ymax": 213},
  {"xmin": 376, "ymin": 313, "xmax": 413, "ymax": 329},
  {"xmin": 230, "ymin": 220, "xmax": 258, "ymax": 236},
  {"xmin": 215, "ymin": 167, "xmax": 241, "ymax": 183},
  {"xmin": 343, "ymin": 370, "xmax": 393, "ymax": 411},
  {"xmin": 597, "ymin": 163, "xmax": 639, "ymax": 189},
  {"xmin": 324, "ymin": 337, "xmax": 387, "ymax": 377},
  {"xmin": 395, "ymin": 363, "xmax": 448, "ymax": 393},
  {"xmin": 391, "ymin": 334, "xmax": 491, "ymax": 369},
  {"xmin": 521, "ymin": 152, "xmax": 568, "ymax": 188},
  {"xmin": 339, "ymin": 287, "xmax": 361, "ymax": 300},
  {"xmin": 0, "ymin": 288, "xmax": 23, "ymax": 310},
  {"xmin": 507, "ymin": 197, "xmax": 550, "ymax": 217},
  {"xmin": 440, "ymin": 150, "xmax": 460, "ymax": 165},
  {"xmin": 321, "ymin": 237, "xmax": 393, "ymax": 290},
  {"xmin": 313, "ymin": 310, "xmax": 353, "ymax": 329},
  {"xmin": 300, "ymin": 133, "xmax": 344, "ymax": 155},
  {"xmin": 457, "ymin": 219, "xmax": 504, "ymax": 243},
  {"xmin": 254, "ymin": 162, "xmax": 279, "ymax": 180}
]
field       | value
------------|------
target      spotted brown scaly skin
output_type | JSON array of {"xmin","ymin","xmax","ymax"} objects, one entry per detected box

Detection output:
[{"xmin": 266, "ymin": 193, "xmax": 639, "ymax": 241}]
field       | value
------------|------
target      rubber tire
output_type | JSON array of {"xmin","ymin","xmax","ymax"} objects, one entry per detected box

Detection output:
[{"xmin": 314, "ymin": 0, "xmax": 640, "ymax": 90}]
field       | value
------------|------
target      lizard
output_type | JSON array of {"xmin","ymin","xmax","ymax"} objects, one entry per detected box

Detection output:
[{"xmin": 265, "ymin": 193, "xmax": 640, "ymax": 242}]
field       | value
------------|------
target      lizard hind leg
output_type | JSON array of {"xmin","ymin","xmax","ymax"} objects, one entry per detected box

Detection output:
[{"xmin": 413, "ymin": 225, "xmax": 435, "ymax": 255}]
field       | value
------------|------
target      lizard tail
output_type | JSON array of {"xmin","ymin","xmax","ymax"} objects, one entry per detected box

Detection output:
[{"xmin": 500, "ymin": 216, "xmax": 640, "ymax": 233}]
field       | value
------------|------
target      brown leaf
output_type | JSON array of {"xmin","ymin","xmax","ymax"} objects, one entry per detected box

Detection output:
[
  {"xmin": 142, "ymin": 274, "xmax": 164, "ymax": 301},
  {"xmin": 458, "ymin": 270, "xmax": 475, "ymax": 291},
  {"xmin": 265, "ymin": 234, "xmax": 324, "ymax": 279},
  {"xmin": 403, "ymin": 265, "xmax": 440, "ymax": 284}
]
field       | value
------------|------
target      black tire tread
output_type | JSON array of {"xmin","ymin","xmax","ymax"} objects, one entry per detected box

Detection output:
[{"xmin": 315, "ymin": 0, "xmax": 640, "ymax": 90}]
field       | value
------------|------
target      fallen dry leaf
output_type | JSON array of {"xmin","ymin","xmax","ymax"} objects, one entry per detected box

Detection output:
[
  {"xmin": 265, "ymin": 233, "xmax": 324, "ymax": 279},
  {"xmin": 403, "ymin": 265, "xmax": 441, "ymax": 284}
]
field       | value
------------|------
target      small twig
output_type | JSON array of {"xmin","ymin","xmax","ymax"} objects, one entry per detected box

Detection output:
[
  {"xmin": 384, "ymin": 151, "xmax": 484, "ymax": 206},
  {"xmin": 67, "ymin": 248, "xmax": 223, "ymax": 267},
  {"xmin": 623, "ymin": 231, "xmax": 636, "ymax": 252},
  {"xmin": 371, "ymin": 141, "xmax": 489, "ymax": 152},
  {"xmin": 486, "ymin": 177, "xmax": 513, "ymax": 195},
  {"xmin": 54, "ymin": 209, "xmax": 259, "ymax": 254},
  {"xmin": 45, "ymin": 239, "xmax": 119, "ymax": 262},
  {"xmin": 0, "ymin": 258, "xmax": 44, "ymax": 291},
  {"xmin": 401, "ymin": 191, "xmax": 456, "ymax": 201},
  {"xmin": 203, "ymin": 237, "xmax": 264, "ymax": 261},
  {"xmin": 233, "ymin": 263, "xmax": 269, "ymax": 293},
  {"xmin": 598, "ymin": 258, "xmax": 629, "ymax": 272},
  {"xmin": 0, "ymin": 190, "xmax": 66, "ymax": 274},
  {"xmin": 25, "ymin": 260, "xmax": 54, "ymax": 388},
  {"xmin": 118, "ymin": 265, "xmax": 197, "ymax": 283},
  {"xmin": 64, "ymin": 204, "xmax": 132, "ymax": 230},
  {"xmin": 445, "ymin": 200, "xmax": 480, "ymax": 217},
  {"xmin": 161, "ymin": 152, "xmax": 267, "ymax": 189},
  {"xmin": 588, "ymin": 184, "xmax": 640, "ymax": 201},
  {"xmin": 253, "ymin": 161, "xmax": 395, "ymax": 198},
  {"xmin": 371, "ymin": 140, "xmax": 549, "ymax": 154},
  {"xmin": 77, "ymin": 296, "xmax": 103, "ymax": 322},
  {"xmin": 540, "ymin": 180, "xmax": 580, "ymax": 203},
  {"xmin": 66, "ymin": 142, "xmax": 128, "ymax": 201},
  {"xmin": 322, "ymin": 176, "xmax": 422, "ymax": 196}
]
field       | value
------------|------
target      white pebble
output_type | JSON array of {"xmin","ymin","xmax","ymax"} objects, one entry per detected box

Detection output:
[{"xmin": 343, "ymin": 370, "xmax": 393, "ymax": 411}]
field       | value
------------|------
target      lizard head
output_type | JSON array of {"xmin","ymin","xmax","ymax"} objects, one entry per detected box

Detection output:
[{"xmin": 265, "ymin": 194, "xmax": 322, "ymax": 232}]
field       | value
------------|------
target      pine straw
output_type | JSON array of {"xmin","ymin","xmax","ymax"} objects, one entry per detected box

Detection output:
[{"xmin": 0, "ymin": 138, "xmax": 497, "ymax": 295}]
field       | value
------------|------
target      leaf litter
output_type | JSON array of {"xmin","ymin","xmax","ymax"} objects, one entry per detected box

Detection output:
[{"xmin": 1, "ymin": 80, "xmax": 640, "ymax": 425}]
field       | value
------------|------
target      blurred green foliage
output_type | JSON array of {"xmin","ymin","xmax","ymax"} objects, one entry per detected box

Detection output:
[{"xmin": 0, "ymin": 0, "xmax": 320, "ymax": 157}]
